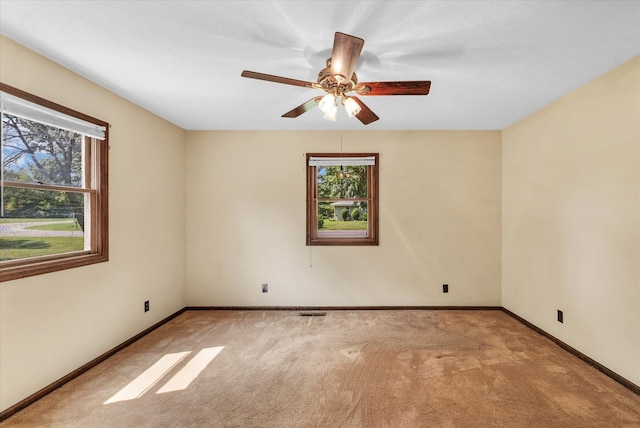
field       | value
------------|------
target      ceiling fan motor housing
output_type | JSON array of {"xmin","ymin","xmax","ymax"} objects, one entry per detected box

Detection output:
[{"xmin": 318, "ymin": 60, "xmax": 359, "ymax": 98}]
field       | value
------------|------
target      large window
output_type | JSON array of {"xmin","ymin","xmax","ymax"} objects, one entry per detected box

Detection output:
[
  {"xmin": 0, "ymin": 83, "xmax": 109, "ymax": 281},
  {"xmin": 306, "ymin": 153, "xmax": 378, "ymax": 245}
]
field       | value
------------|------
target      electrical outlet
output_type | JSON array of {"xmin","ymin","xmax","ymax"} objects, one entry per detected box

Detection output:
[
  {"xmin": 443, "ymin": 284, "xmax": 449, "ymax": 293},
  {"xmin": 557, "ymin": 310, "xmax": 563, "ymax": 323},
  {"xmin": 262, "ymin": 283, "xmax": 268, "ymax": 293},
  {"xmin": 144, "ymin": 300, "xmax": 149, "ymax": 312}
]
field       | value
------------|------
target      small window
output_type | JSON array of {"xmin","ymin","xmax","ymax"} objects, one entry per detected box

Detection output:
[
  {"xmin": 306, "ymin": 153, "xmax": 379, "ymax": 245},
  {"xmin": 0, "ymin": 83, "xmax": 109, "ymax": 281}
]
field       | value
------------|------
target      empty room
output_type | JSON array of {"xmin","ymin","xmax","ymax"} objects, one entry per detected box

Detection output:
[{"xmin": 0, "ymin": 1, "xmax": 639, "ymax": 427}]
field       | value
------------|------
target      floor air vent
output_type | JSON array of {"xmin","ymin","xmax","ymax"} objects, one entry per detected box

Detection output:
[{"xmin": 299, "ymin": 312, "xmax": 327, "ymax": 317}]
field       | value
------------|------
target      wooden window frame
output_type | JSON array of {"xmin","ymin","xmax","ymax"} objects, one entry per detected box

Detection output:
[
  {"xmin": 306, "ymin": 152, "xmax": 379, "ymax": 246},
  {"xmin": 0, "ymin": 83, "xmax": 109, "ymax": 282}
]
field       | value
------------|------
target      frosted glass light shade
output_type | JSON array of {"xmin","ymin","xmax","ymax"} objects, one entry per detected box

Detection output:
[
  {"xmin": 319, "ymin": 93, "xmax": 336, "ymax": 113},
  {"xmin": 343, "ymin": 97, "xmax": 361, "ymax": 117},
  {"xmin": 323, "ymin": 104, "xmax": 337, "ymax": 121}
]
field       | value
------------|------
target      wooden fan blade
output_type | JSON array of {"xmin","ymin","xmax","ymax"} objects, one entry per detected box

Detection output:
[
  {"xmin": 354, "ymin": 81, "xmax": 431, "ymax": 96},
  {"xmin": 351, "ymin": 97, "xmax": 379, "ymax": 125},
  {"xmin": 330, "ymin": 32, "xmax": 364, "ymax": 83},
  {"xmin": 282, "ymin": 97, "xmax": 323, "ymax": 118},
  {"xmin": 241, "ymin": 70, "xmax": 316, "ymax": 88}
]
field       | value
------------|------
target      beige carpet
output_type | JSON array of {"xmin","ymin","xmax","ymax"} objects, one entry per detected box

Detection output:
[{"xmin": 2, "ymin": 310, "xmax": 639, "ymax": 427}]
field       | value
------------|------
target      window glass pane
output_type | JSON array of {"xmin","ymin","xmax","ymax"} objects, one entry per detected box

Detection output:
[
  {"xmin": 317, "ymin": 200, "xmax": 368, "ymax": 238},
  {"xmin": 0, "ymin": 83, "xmax": 108, "ymax": 281},
  {"xmin": 307, "ymin": 153, "xmax": 378, "ymax": 246},
  {"xmin": 1, "ymin": 187, "xmax": 85, "ymax": 262},
  {"xmin": 317, "ymin": 165, "xmax": 367, "ymax": 199},
  {"xmin": 2, "ymin": 113, "xmax": 83, "ymax": 187}
]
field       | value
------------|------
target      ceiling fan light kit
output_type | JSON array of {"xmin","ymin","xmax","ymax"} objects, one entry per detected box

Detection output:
[{"xmin": 241, "ymin": 32, "xmax": 431, "ymax": 125}]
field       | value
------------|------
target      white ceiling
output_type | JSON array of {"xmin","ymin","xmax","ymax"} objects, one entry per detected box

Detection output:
[{"xmin": 1, "ymin": 1, "xmax": 638, "ymax": 131}]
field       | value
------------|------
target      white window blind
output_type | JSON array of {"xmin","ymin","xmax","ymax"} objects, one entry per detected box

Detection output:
[
  {"xmin": 1, "ymin": 91, "xmax": 106, "ymax": 140},
  {"xmin": 308, "ymin": 156, "xmax": 375, "ymax": 167}
]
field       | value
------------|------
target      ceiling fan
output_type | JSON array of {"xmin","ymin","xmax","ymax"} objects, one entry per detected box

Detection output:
[{"xmin": 241, "ymin": 32, "xmax": 431, "ymax": 125}]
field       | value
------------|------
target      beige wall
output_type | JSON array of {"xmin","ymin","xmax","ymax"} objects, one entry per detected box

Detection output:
[
  {"xmin": 0, "ymin": 36, "xmax": 187, "ymax": 411},
  {"xmin": 185, "ymin": 130, "xmax": 502, "ymax": 307},
  {"xmin": 502, "ymin": 56, "xmax": 640, "ymax": 385}
]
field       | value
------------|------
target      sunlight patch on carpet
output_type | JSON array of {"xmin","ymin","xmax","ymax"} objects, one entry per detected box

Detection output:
[
  {"xmin": 157, "ymin": 346, "xmax": 224, "ymax": 394},
  {"xmin": 104, "ymin": 351, "xmax": 190, "ymax": 404}
]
